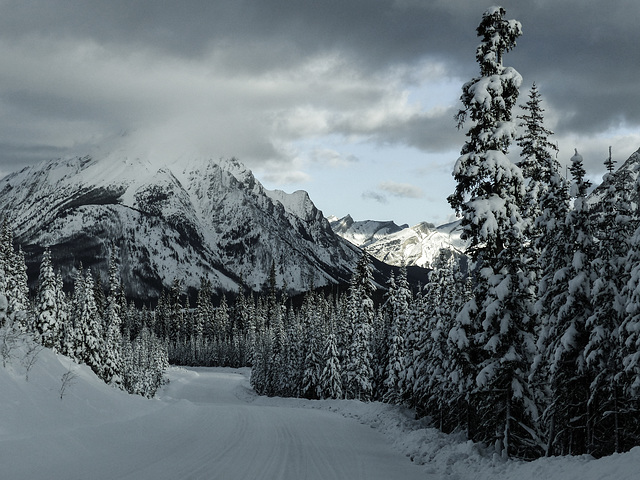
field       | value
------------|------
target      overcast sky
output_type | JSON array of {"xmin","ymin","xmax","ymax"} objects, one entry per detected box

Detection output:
[{"xmin": 1, "ymin": 0, "xmax": 639, "ymax": 226}]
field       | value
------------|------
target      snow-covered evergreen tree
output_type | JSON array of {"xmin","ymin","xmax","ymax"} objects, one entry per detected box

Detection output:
[
  {"xmin": 536, "ymin": 150, "xmax": 595, "ymax": 456},
  {"xmin": 517, "ymin": 83, "xmax": 560, "ymax": 237},
  {"xmin": 343, "ymin": 251, "xmax": 375, "ymax": 401},
  {"xmin": 583, "ymin": 149, "xmax": 634, "ymax": 455},
  {"xmin": 122, "ymin": 325, "xmax": 168, "ymax": 397},
  {"xmin": 100, "ymin": 252, "xmax": 124, "ymax": 388},
  {"xmin": 8, "ymin": 246, "xmax": 29, "ymax": 329},
  {"xmin": 320, "ymin": 331, "xmax": 343, "ymax": 399},
  {"xmin": 301, "ymin": 295, "xmax": 324, "ymax": 400},
  {"xmin": 71, "ymin": 267, "xmax": 104, "ymax": 376},
  {"xmin": 214, "ymin": 294, "xmax": 230, "ymax": 342},
  {"xmin": 34, "ymin": 249, "xmax": 63, "ymax": 348},
  {"xmin": 413, "ymin": 252, "xmax": 463, "ymax": 430},
  {"xmin": 55, "ymin": 272, "xmax": 73, "ymax": 356},
  {"xmin": 447, "ymin": 7, "xmax": 540, "ymax": 458},
  {"xmin": 411, "ymin": 270, "xmax": 442, "ymax": 414},
  {"xmin": 449, "ymin": 5, "xmax": 523, "ymax": 261},
  {"xmin": 0, "ymin": 223, "xmax": 29, "ymax": 328},
  {"xmin": 383, "ymin": 265, "xmax": 411, "ymax": 404},
  {"xmin": 621, "ymin": 225, "xmax": 640, "ymax": 398},
  {"xmin": 194, "ymin": 278, "xmax": 213, "ymax": 342},
  {"xmin": 266, "ymin": 293, "xmax": 287, "ymax": 397}
]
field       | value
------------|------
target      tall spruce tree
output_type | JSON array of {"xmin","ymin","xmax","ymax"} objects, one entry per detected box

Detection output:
[
  {"xmin": 343, "ymin": 250, "xmax": 375, "ymax": 401},
  {"xmin": 383, "ymin": 265, "xmax": 411, "ymax": 404},
  {"xmin": 448, "ymin": 7, "xmax": 539, "ymax": 458},
  {"xmin": 621, "ymin": 227, "xmax": 640, "ymax": 399},
  {"xmin": 414, "ymin": 252, "xmax": 462, "ymax": 429},
  {"xmin": 539, "ymin": 150, "xmax": 595, "ymax": 455},
  {"xmin": 8, "ymin": 246, "xmax": 29, "ymax": 329},
  {"xmin": 101, "ymin": 252, "xmax": 124, "ymax": 387},
  {"xmin": 517, "ymin": 83, "xmax": 560, "ymax": 234},
  {"xmin": 301, "ymin": 292, "xmax": 324, "ymax": 399},
  {"xmin": 320, "ymin": 332, "xmax": 343, "ymax": 399},
  {"xmin": 620, "ymin": 153, "xmax": 640, "ymax": 431},
  {"xmin": 79, "ymin": 269, "xmax": 104, "ymax": 375},
  {"xmin": 515, "ymin": 83, "xmax": 570, "ymax": 454},
  {"xmin": 583, "ymin": 149, "xmax": 634, "ymax": 455},
  {"xmin": 449, "ymin": 6, "xmax": 524, "ymax": 260}
]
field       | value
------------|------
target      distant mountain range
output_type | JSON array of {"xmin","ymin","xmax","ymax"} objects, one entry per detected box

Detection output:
[
  {"xmin": 0, "ymin": 151, "xmax": 436, "ymax": 301},
  {"xmin": 328, "ymin": 215, "xmax": 467, "ymax": 268}
]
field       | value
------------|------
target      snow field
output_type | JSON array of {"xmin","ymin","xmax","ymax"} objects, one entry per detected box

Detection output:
[
  {"xmin": 1, "ymin": 344, "xmax": 426, "ymax": 479},
  {"xmin": 2, "ymin": 342, "xmax": 638, "ymax": 480}
]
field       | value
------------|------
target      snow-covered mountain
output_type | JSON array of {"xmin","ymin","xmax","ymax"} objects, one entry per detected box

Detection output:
[
  {"xmin": 0, "ymin": 153, "xmax": 369, "ymax": 300},
  {"xmin": 327, "ymin": 215, "xmax": 407, "ymax": 247},
  {"xmin": 328, "ymin": 215, "xmax": 467, "ymax": 268}
]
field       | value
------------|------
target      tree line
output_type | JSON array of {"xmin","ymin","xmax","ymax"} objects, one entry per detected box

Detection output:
[{"xmin": 0, "ymin": 226, "xmax": 168, "ymax": 398}]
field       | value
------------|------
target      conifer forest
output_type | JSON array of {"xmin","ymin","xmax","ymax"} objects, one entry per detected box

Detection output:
[{"xmin": 2, "ymin": 6, "xmax": 640, "ymax": 463}]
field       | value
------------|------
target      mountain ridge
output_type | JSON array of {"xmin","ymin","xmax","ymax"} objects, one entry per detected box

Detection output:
[
  {"xmin": 0, "ymin": 153, "xmax": 371, "ymax": 300},
  {"xmin": 328, "ymin": 215, "xmax": 467, "ymax": 268}
]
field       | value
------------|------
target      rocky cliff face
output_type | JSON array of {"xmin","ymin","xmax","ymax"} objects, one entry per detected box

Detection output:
[{"xmin": 0, "ymin": 153, "xmax": 363, "ymax": 300}]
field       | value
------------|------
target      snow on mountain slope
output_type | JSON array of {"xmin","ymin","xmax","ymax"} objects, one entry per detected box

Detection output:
[
  {"xmin": 329, "ymin": 215, "xmax": 467, "ymax": 268},
  {"xmin": 265, "ymin": 188, "xmax": 318, "ymax": 222},
  {"xmin": 0, "ymin": 153, "xmax": 361, "ymax": 299},
  {"xmin": 328, "ymin": 215, "xmax": 407, "ymax": 247}
]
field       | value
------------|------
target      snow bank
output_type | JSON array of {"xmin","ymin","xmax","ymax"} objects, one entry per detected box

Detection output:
[
  {"xmin": 318, "ymin": 401, "xmax": 640, "ymax": 480},
  {"xmin": 244, "ymin": 366, "xmax": 639, "ymax": 480},
  {"xmin": 0, "ymin": 335, "xmax": 155, "ymax": 440}
]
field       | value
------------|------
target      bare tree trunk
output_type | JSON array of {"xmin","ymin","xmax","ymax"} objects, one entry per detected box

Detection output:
[
  {"xmin": 614, "ymin": 384, "xmax": 620, "ymax": 454},
  {"xmin": 546, "ymin": 412, "xmax": 555, "ymax": 457},
  {"xmin": 504, "ymin": 385, "xmax": 511, "ymax": 458}
]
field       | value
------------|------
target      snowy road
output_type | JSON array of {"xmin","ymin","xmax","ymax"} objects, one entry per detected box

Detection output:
[{"xmin": 4, "ymin": 366, "xmax": 428, "ymax": 479}]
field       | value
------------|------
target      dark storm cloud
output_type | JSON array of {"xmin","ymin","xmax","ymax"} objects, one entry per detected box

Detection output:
[
  {"xmin": 335, "ymin": 105, "xmax": 467, "ymax": 153},
  {"xmin": 0, "ymin": 0, "xmax": 639, "ymax": 176},
  {"xmin": 502, "ymin": 0, "xmax": 640, "ymax": 135},
  {"xmin": 0, "ymin": 0, "xmax": 467, "ymax": 71},
  {"xmin": 0, "ymin": 143, "xmax": 68, "ymax": 176}
]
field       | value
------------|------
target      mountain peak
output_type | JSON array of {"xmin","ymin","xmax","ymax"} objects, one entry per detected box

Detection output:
[
  {"xmin": 329, "ymin": 215, "xmax": 466, "ymax": 268},
  {"xmin": 266, "ymin": 189, "xmax": 318, "ymax": 222},
  {"xmin": 0, "ymin": 152, "xmax": 363, "ymax": 300},
  {"xmin": 328, "ymin": 216, "xmax": 405, "ymax": 249}
]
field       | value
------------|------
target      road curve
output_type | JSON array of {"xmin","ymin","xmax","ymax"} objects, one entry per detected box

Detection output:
[{"xmin": 4, "ymin": 367, "xmax": 429, "ymax": 479}]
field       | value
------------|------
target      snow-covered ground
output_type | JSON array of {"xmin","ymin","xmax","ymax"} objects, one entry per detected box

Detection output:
[{"xmin": 1, "ymin": 345, "xmax": 638, "ymax": 479}]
